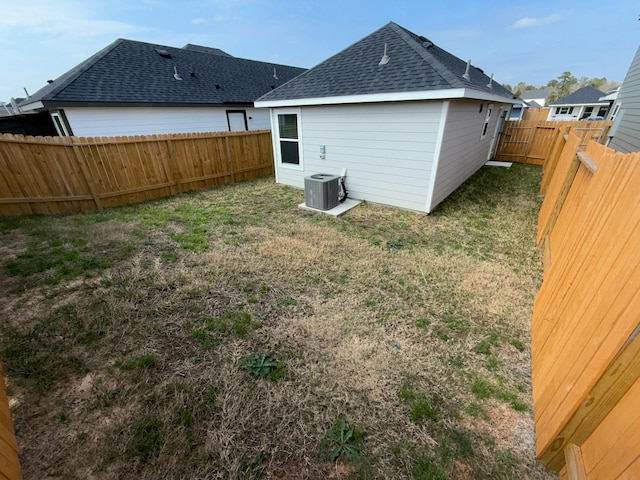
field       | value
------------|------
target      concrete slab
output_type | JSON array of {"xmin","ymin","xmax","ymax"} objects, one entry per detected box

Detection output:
[
  {"xmin": 298, "ymin": 198, "xmax": 362, "ymax": 217},
  {"xmin": 486, "ymin": 161, "xmax": 513, "ymax": 167}
]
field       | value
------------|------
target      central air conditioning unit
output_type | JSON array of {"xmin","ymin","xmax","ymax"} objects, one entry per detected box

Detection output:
[{"xmin": 304, "ymin": 173, "xmax": 339, "ymax": 211}]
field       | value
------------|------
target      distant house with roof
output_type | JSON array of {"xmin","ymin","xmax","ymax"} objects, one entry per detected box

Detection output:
[
  {"xmin": 522, "ymin": 89, "xmax": 550, "ymax": 107},
  {"xmin": 607, "ymin": 46, "xmax": 640, "ymax": 153},
  {"xmin": 255, "ymin": 21, "xmax": 518, "ymax": 213},
  {"xmin": 19, "ymin": 40, "xmax": 305, "ymax": 137},
  {"xmin": 547, "ymin": 86, "xmax": 609, "ymax": 121}
]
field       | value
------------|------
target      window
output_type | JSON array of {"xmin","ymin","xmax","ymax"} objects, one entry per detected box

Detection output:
[
  {"xmin": 610, "ymin": 103, "xmax": 621, "ymax": 120},
  {"xmin": 555, "ymin": 106, "xmax": 574, "ymax": 115},
  {"xmin": 277, "ymin": 112, "xmax": 300, "ymax": 166},
  {"xmin": 597, "ymin": 106, "xmax": 608, "ymax": 117},
  {"xmin": 480, "ymin": 104, "xmax": 493, "ymax": 139},
  {"xmin": 51, "ymin": 111, "xmax": 71, "ymax": 136},
  {"xmin": 581, "ymin": 106, "xmax": 594, "ymax": 120}
]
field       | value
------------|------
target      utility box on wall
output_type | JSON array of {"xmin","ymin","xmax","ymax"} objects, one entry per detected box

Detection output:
[{"xmin": 304, "ymin": 174, "xmax": 339, "ymax": 211}]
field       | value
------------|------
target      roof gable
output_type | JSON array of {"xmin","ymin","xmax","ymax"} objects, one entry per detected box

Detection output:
[
  {"xmin": 257, "ymin": 22, "xmax": 514, "ymax": 103},
  {"xmin": 550, "ymin": 86, "xmax": 607, "ymax": 105},
  {"xmin": 22, "ymin": 39, "xmax": 306, "ymax": 109}
]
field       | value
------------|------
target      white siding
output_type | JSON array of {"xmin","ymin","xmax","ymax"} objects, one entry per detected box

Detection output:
[
  {"xmin": 429, "ymin": 99, "xmax": 509, "ymax": 211},
  {"xmin": 273, "ymin": 102, "xmax": 443, "ymax": 212},
  {"xmin": 63, "ymin": 107, "xmax": 270, "ymax": 137}
]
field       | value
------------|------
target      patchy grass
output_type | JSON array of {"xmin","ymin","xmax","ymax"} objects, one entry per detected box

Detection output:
[{"xmin": 0, "ymin": 165, "xmax": 554, "ymax": 479}]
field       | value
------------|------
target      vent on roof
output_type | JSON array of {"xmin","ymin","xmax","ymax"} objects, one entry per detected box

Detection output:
[
  {"xmin": 156, "ymin": 49, "xmax": 172, "ymax": 58},
  {"xmin": 378, "ymin": 43, "xmax": 390, "ymax": 65},
  {"xmin": 463, "ymin": 60, "xmax": 471, "ymax": 80},
  {"xmin": 418, "ymin": 35, "xmax": 433, "ymax": 48}
]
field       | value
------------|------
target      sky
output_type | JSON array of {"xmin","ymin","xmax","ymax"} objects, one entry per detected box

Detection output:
[{"xmin": 0, "ymin": 0, "xmax": 638, "ymax": 102}]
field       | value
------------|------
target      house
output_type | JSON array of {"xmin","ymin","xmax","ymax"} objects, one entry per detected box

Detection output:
[
  {"xmin": 521, "ymin": 88, "xmax": 549, "ymax": 107},
  {"xmin": 18, "ymin": 40, "xmax": 305, "ymax": 137},
  {"xmin": 607, "ymin": 46, "xmax": 640, "ymax": 153},
  {"xmin": 547, "ymin": 86, "xmax": 609, "ymax": 121},
  {"xmin": 254, "ymin": 21, "xmax": 518, "ymax": 213}
]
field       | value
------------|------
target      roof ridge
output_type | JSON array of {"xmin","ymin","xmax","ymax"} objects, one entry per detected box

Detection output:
[{"xmin": 387, "ymin": 22, "xmax": 465, "ymax": 89}]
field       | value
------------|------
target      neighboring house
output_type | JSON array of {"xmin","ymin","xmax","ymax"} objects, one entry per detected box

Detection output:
[
  {"xmin": 547, "ymin": 86, "xmax": 609, "ymax": 121},
  {"xmin": 608, "ymin": 46, "xmax": 640, "ymax": 153},
  {"xmin": 255, "ymin": 21, "xmax": 517, "ymax": 213},
  {"xmin": 521, "ymin": 88, "xmax": 549, "ymax": 107},
  {"xmin": 19, "ymin": 40, "xmax": 305, "ymax": 137}
]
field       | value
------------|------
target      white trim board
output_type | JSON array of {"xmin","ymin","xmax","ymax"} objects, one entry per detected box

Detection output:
[{"xmin": 256, "ymin": 88, "xmax": 517, "ymax": 108}]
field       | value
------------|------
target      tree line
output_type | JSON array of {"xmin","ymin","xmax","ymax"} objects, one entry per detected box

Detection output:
[{"xmin": 502, "ymin": 72, "xmax": 620, "ymax": 104}]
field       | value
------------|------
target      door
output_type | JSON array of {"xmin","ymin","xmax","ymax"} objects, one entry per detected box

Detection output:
[{"xmin": 226, "ymin": 110, "xmax": 248, "ymax": 131}]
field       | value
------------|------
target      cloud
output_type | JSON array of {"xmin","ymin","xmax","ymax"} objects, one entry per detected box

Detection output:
[
  {"xmin": 0, "ymin": 2, "xmax": 144, "ymax": 38},
  {"xmin": 510, "ymin": 13, "xmax": 561, "ymax": 29},
  {"xmin": 191, "ymin": 18, "xmax": 208, "ymax": 25}
]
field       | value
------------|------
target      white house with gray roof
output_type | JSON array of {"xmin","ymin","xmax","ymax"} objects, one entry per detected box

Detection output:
[
  {"xmin": 255, "ymin": 22, "xmax": 517, "ymax": 213},
  {"xmin": 546, "ymin": 86, "xmax": 609, "ymax": 121},
  {"xmin": 19, "ymin": 40, "xmax": 305, "ymax": 137}
]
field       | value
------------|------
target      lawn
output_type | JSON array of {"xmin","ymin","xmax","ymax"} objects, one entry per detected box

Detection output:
[{"xmin": 0, "ymin": 165, "xmax": 556, "ymax": 479}]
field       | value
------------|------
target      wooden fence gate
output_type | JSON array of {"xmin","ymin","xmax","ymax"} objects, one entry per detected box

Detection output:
[{"xmin": 494, "ymin": 120, "xmax": 613, "ymax": 165}]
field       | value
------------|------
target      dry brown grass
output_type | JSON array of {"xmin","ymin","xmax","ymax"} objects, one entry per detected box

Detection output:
[{"xmin": 0, "ymin": 165, "xmax": 557, "ymax": 479}]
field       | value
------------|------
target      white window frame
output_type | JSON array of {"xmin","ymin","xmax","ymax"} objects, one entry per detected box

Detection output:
[
  {"xmin": 609, "ymin": 102, "xmax": 621, "ymax": 121},
  {"xmin": 555, "ymin": 106, "xmax": 574, "ymax": 115},
  {"xmin": 51, "ymin": 111, "xmax": 71, "ymax": 136},
  {"xmin": 480, "ymin": 103, "xmax": 493, "ymax": 139},
  {"xmin": 273, "ymin": 108, "xmax": 303, "ymax": 171}
]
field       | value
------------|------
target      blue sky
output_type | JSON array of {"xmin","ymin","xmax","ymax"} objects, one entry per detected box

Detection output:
[{"xmin": 1, "ymin": 0, "xmax": 638, "ymax": 102}]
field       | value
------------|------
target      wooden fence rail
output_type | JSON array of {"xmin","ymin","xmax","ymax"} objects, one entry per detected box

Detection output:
[
  {"xmin": 494, "ymin": 120, "xmax": 612, "ymax": 166},
  {"xmin": 0, "ymin": 130, "xmax": 274, "ymax": 216},
  {"xmin": 533, "ymin": 133, "xmax": 640, "ymax": 479},
  {"xmin": 0, "ymin": 364, "xmax": 21, "ymax": 480}
]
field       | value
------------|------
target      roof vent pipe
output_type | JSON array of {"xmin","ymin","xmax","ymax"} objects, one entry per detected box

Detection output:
[
  {"xmin": 379, "ymin": 43, "xmax": 390, "ymax": 65},
  {"xmin": 462, "ymin": 60, "xmax": 471, "ymax": 80},
  {"xmin": 486, "ymin": 74, "xmax": 494, "ymax": 88}
]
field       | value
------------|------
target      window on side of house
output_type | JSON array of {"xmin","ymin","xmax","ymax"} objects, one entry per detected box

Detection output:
[
  {"xmin": 610, "ymin": 103, "xmax": 621, "ymax": 121},
  {"xmin": 597, "ymin": 106, "xmax": 608, "ymax": 117},
  {"xmin": 480, "ymin": 104, "xmax": 493, "ymax": 139},
  {"xmin": 277, "ymin": 112, "xmax": 301, "ymax": 166},
  {"xmin": 51, "ymin": 111, "xmax": 71, "ymax": 136},
  {"xmin": 555, "ymin": 106, "xmax": 575, "ymax": 115}
]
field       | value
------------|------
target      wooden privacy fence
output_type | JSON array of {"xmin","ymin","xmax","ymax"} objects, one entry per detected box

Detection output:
[
  {"xmin": 0, "ymin": 364, "xmax": 21, "ymax": 480},
  {"xmin": 0, "ymin": 130, "xmax": 274, "ymax": 216},
  {"xmin": 533, "ymin": 133, "xmax": 640, "ymax": 479},
  {"xmin": 494, "ymin": 120, "xmax": 612, "ymax": 165}
]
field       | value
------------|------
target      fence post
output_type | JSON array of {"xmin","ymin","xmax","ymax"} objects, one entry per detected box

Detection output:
[
  {"xmin": 69, "ymin": 137, "xmax": 103, "ymax": 210},
  {"xmin": 225, "ymin": 136, "xmax": 236, "ymax": 184}
]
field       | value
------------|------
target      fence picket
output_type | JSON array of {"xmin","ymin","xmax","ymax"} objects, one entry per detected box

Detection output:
[{"xmin": 0, "ymin": 130, "xmax": 273, "ymax": 215}]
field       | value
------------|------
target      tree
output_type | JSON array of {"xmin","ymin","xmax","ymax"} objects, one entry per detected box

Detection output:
[{"xmin": 547, "ymin": 71, "xmax": 578, "ymax": 102}]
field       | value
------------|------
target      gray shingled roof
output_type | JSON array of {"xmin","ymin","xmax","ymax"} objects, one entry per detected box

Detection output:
[
  {"xmin": 21, "ymin": 39, "xmax": 305, "ymax": 109},
  {"xmin": 550, "ymin": 86, "xmax": 607, "ymax": 105},
  {"xmin": 521, "ymin": 89, "xmax": 549, "ymax": 100},
  {"xmin": 257, "ymin": 22, "xmax": 515, "ymax": 103}
]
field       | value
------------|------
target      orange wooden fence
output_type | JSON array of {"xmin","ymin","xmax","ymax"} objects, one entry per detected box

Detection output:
[
  {"xmin": 495, "ymin": 120, "xmax": 612, "ymax": 165},
  {"xmin": 533, "ymin": 133, "xmax": 640, "ymax": 479},
  {"xmin": 0, "ymin": 130, "xmax": 274, "ymax": 216},
  {"xmin": 0, "ymin": 364, "xmax": 21, "ymax": 480}
]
